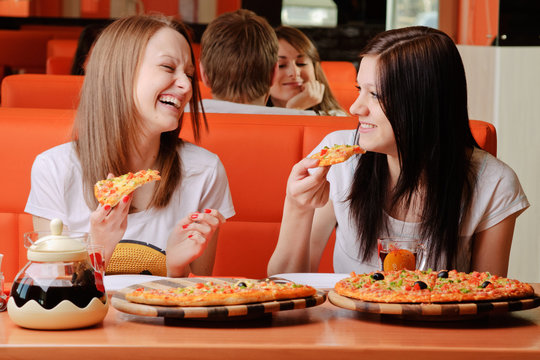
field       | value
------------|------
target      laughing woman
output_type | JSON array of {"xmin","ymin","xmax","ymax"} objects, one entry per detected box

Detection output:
[
  {"xmin": 268, "ymin": 26, "xmax": 528, "ymax": 277},
  {"xmin": 25, "ymin": 15, "xmax": 235, "ymax": 277}
]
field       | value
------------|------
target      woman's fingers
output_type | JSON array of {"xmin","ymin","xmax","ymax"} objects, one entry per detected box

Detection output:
[
  {"xmin": 173, "ymin": 209, "xmax": 225, "ymax": 243},
  {"xmin": 287, "ymin": 158, "xmax": 330, "ymax": 208}
]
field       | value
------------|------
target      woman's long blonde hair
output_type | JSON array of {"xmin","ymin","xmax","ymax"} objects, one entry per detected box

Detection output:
[{"xmin": 74, "ymin": 15, "xmax": 206, "ymax": 209}]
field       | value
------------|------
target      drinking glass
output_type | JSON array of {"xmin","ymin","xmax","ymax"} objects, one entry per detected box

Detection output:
[{"xmin": 377, "ymin": 237, "xmax": 424, "ymax": 271}]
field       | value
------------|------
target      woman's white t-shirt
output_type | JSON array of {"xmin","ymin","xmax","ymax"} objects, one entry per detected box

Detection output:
[
  {"xmin": 25, "ymin": 142, "xmax": 235, "ymax": 252},
  {"xmin": 310, "ymin": 130, "xmax": 530, "ymax": 274}
]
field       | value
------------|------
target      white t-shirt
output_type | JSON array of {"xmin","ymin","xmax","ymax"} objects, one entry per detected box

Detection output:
[
  {"xmin": 310, "ymin": 130, "xmax": 530, "ymax": 274},
  {"xmin": 25, "ymin": 142, "xmax": 235, "ymax": 252},
  {"xmin": 199, "ymin": 99, "xmax": 317, "ymax": 115}
]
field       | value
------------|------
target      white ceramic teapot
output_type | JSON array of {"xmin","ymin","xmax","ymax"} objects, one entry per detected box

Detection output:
[{"xmin": 7, "ymin": 219, "xmax": 108, "ymax": 329}]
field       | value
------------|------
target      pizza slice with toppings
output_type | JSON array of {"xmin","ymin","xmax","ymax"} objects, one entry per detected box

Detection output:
[
  {"xmin": 94, "ymin": 169, "xmax": 161, "ymax": 207},
  {"xmin": 310, "ymin": 144, "xmax": 366, "ymax": 166}
]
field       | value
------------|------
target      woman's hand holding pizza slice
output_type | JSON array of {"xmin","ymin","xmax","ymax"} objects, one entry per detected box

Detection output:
[
  {"xmin": 90, "ymin": 173, "xmax": 134, "ymax": 266},
  {"xmin": 310, "ymin": 144, "xmax": 366, "ymax": 167}
]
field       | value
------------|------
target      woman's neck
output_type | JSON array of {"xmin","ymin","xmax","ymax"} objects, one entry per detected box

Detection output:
[
  {"xmin": 385, "ymin": 154, "xmax": 424, "ymax": 223},
  {"xmin": 128, "ymin": 135, "xmax": 160, "ymax": 171},
  {"xmin": 386, "ymin": 154, "xmax": 401, "ymax": 189}
]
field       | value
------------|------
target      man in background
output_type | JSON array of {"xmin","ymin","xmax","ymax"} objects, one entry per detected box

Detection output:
[{"xmin": 199, "ymin": 9, "xmax": 314, "ymax": 115}]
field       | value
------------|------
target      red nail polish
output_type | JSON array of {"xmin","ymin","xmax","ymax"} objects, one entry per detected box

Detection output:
[
  {"xmin": 190, "ymin": 214, "xmax": 198, "ymax": 220},
  {"xmin": 204, "ymin": 209, "xmax": 212, "ymax": 213},
  {"xmin": 182, "ymin": 224, "xmax": 189, "ymax": 229},
  {"xmin": 188, "ymin": 235, "xmax": 193, "ymax": 238},
  {"xmin": 104, "ymin": 205, "xmax": 111, "ymax": 211},
  {"xmin": 122, "ymin": 195, "xmax": 129, "ymax": 203}
]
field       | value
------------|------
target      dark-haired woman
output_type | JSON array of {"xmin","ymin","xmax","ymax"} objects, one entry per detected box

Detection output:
[{"xmin": 268, "ymin": 26, "xmax": 528, "ymax": 277}]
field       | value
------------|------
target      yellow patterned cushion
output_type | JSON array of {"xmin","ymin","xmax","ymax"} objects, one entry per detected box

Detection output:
[{"xmin": 106, "ymin": 240, "xmax": 167, "ymax": 276}]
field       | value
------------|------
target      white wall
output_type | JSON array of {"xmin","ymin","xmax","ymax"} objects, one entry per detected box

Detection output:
[{"xmin": 458, "ymin": 45, "xmax": 540, "ymax": 282}]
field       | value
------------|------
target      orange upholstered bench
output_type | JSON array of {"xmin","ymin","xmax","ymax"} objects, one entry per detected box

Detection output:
[
  {"xmin": 1, "ymin": 73, "xmax": 356, "ymax": 113},
  {"xmin": 0, "ymin": 108, "xmax": 496, "ymax": 283},
  {"xmin": 321, "ymin": 61, "xmax": 357, "ymax": 83},
  {"xmin": 0, "ymin": 74, "xmax": 215, "ymax": 108},
  {"xmin": 1, "ymin": 74, "xmax": 84, "ymax": 109},
  {"xmin": 0, "ymin": 29, "xmax": 81, "ymax": 77}
]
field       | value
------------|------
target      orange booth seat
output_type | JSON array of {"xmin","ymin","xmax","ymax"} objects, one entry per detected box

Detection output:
[
  {"xmin": 321, "ymin": 61, "xmax": 357, "ymax": 83},
  {"xmin": 1, "ymin": 73, "xmax": 357, "ymax": 112},
  {"xmin": 1, "ymin": 74, "xmax": 84, "ymax": 108},
  {"xmin": 0, "ymin": 107, "xmax": 496, "ymax": 283},
  {"xmin": 46, "ymin": 56, "xmax": 74, "ymax": 75},
  {"xmin": 0, "ymin": 29, "xmax": 81, "ymax": 77},
  {"xmin": 1, "ymin": 74, "xmax": 211, "ymax": 108},
  {"xmin": 45, "ymin": 39, "xmax": 78, "ymax": 74},
  {"xmin": 327, "ymin": 82, "xmax": 357, "ymax": 113},
  {"xmin": 47, "ymin": 39, "xmax": 78, "ymax": 59}
]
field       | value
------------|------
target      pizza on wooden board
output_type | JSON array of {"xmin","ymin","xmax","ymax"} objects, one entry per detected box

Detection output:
[
  {"xmin": 125, "ymin": 279, "xmax": 317, "ymax": 307},
  {"xmin": 334, "ymin": 269, "xmax": 534, "ymax": 303},
  {"xmin": 94, "ymin": 169, "xmax": 161, "ymax": 207},
  {"xmin": 310, "ymin": 144, "xmax": 366, "ymax": 166}
]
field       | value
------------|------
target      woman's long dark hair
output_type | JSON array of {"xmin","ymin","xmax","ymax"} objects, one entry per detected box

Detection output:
[{"xmin": 348, "ymin": 27, "xmax": 479, "ymax": 269}]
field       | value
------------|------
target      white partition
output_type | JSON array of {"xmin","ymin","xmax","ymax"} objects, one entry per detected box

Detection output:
[{"xmin": 458, "ymin": 45, "xmax": 540, "ymax": 282}]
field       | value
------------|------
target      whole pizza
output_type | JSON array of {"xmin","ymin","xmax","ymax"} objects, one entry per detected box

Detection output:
[
  {"xmin": 334, "ymin": 269, "xmax": 534, "ymax": 303},
  {"xmin": 125, "ymin": 279, "xmax": 317, "ymax": 307}
]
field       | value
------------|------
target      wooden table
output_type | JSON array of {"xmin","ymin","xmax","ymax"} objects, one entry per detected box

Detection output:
[{"xmin": 1, "ymin": 285, "xmax": 540, "ymax": 360}]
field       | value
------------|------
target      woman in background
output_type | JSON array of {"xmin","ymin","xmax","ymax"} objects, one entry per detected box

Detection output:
[{"xmin": 268, "ymin": 26, "xmax": 347, "ymax": 116}]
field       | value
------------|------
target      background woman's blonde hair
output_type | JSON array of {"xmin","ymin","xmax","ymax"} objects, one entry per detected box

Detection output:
[
  {"xmin": 274, "ymin": 26, "xmax": 346, "ymax": 115},
  {"xmin": 74, "ymin": 14, "xmax": 206, "ymax": 209},
  {"xmin": 200, "ymin": 9, "xmax": 278, "ymax": 103}
]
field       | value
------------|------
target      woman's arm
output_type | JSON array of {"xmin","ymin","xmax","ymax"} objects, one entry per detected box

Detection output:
[
  {"xmin": 309, "ymin": 201, "xmax": 337, "ymax": 271},
  {"xmin": 470, "ymin": 211, "xmax": 523, "ymax": 277},
  {"xmin": 90, "ymin": 195, "xmax": 132, "ymax": 266},
  {"xmin": 267, "ymin": 158, "xmax": 335, "ymax": 275},
  {"xmin": 189, "ymin": 228, "xmax": 219, "ymax": 276}
]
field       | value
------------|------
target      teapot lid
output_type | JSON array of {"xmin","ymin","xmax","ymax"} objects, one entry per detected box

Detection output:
[{"xmin": 27, "ymin": 219, "xmax": 88, "ymax": 262}]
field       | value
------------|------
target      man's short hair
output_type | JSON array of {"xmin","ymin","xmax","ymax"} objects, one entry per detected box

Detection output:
[{"xmin": 201, "ymin": 9, "xmax": 278, "ymax": 103}]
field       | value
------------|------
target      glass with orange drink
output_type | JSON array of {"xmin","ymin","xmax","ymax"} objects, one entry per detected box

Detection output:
[{"xmin": 377, "ymin": 237, "xmax": 424, "ymax": 271}]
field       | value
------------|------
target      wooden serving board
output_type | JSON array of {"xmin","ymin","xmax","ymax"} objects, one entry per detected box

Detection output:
[
  {"xmin": 328, "ymin": 290, "xmax": 540, "ymax": 321},
  {"xmin": 111, "ymin": 277, "xmax": 326, "ymax": 320}
]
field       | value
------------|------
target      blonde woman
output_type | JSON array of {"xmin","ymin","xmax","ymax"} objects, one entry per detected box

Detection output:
[
  {"xmin": 268, "ymin": 26, "xmax": 347, "ymax": 116},
  {"xmin": 26, "ymin": 15, "xmax": 235, "ymax": 277}
]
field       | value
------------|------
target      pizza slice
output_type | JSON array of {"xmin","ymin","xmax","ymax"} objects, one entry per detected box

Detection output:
[
  {"xmin": 310, "ymin": 144, "xmax": 366, "ymax": 166},
  {"xmin": 94, "ymin": 169, "xmax": 161, "ymax": 207}
]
